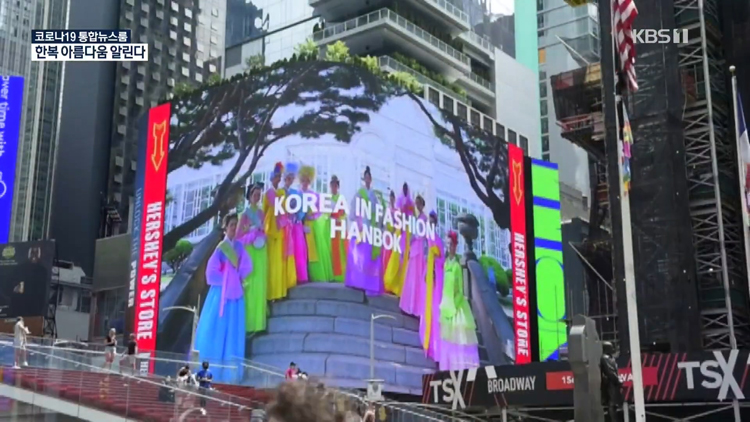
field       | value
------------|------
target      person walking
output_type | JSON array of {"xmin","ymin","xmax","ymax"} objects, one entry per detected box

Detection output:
[
  {"xmin": 196, "ymin": 361, "xmax": 213, "ymax": 408},
  {"xmin": 103, "ymin": 328, "xmax": 117, "ymax": 371},
  {"xmin": 119, "ymin": 333, "xmax": 137, "ymax": 374},
  {"xmin": 13, "ymin": 317, "xmax": 29, "ymax": 368}
]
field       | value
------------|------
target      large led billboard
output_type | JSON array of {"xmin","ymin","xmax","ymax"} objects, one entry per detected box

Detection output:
[
  {"xmin": 130, "ymin": 61, "xmax": 563, "ymax": 391},
  {"xmin": 0, "ymin": 75, "xmax": 24, "ymax": 243}
]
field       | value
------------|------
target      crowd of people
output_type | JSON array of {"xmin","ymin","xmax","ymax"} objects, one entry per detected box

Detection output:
[{"xmin": 194, "ymin": 161, "xmax": 480, "ymax": 377}]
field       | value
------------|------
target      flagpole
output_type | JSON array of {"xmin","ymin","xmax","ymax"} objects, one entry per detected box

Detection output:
[
  {"xmin": 609, "ymin": 1, "xmax": 645, "ymax": 420},
  {"xmin": 730, "ymin": 65, "xmax": 750, "ymax": 303},
  {"xmin": 614, "ymin": 98, "xmax": 646, "ymax": 422}
]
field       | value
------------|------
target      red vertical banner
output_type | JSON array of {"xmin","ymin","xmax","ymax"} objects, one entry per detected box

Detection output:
[
  {"xmin": 135, "ymin": 103, "xmax": 171, "ymax": 373},
  {"xmin": 508, "ymin": 144, "xmax": 531, "ymax": 364}
]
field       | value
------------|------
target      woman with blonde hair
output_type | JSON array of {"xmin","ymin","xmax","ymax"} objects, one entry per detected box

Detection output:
[{"xmin": 299, "ymin": 164, "xmax": 333, "ymax": 282}]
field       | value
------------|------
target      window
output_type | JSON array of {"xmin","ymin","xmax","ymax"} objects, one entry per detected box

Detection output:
[
  {"xmin": 182, "ymin": 67, "xmax": 189, "ymax": 76},
  {"xmin": 539, "ymin": 81, "xmax": 547, "ymax": 98},
  {"xmin": 470, "ymin": 110, "xmax": 480, "ymax": 127},
  {"xmin": 185, "ymin": 8, "xmax": 192, "ymax": 18},
  {"xmin": 520, "ymin": 136, "xmax": 529, "ymax": 155},
  {"xmin": 541, "ymin": 118, "xmax": 549, "ymax": 134},
  {"xmin": 539, "ymin": 70, "xmax": 546, "ymax": 81},
  {"xmin": 442, "ymin": 96, "xmax": 454, "ymax": 113},
  {"xmin": 538, "ymin": 48, "xmax": 546, "ymax": 65},
  {"xmin": 542, "ymin": 152, "xmax": 551, "ymax": 162},
  {"xmin": 540, "ymin": 100, "xmax": 548, "ymax": 117},
  {"xmin": 182, "ymin": 52, "xmax": 190, "ymax": 62},
  {"xmin": 508, "ymin": 129, "xmax": 517, "ymax": 146},
  {"xmin": 537, "ymin": 14, "xmax": 544, "ymax": 29},
  {"xmin": 211, "ymin": 7, "xmax": 219, "ymax": 17},
  {"xmin": 537, "ymin": 0, "xmax": 544, "ymax": 11},
  {"xmin": 184, "ymin": 22, "xmax": 191, "ymax": 32},
  {"xmin": 542, "ymin": 135, "xmax": 549, "ymax": 152},
  {"xmin": 171, "ymin": 1, "xmax": 178, "ymax": 12},
  {"xmin": 456, "ymin": 103, "xmax": 468, "ymax": 121},
  {"xmin": 496, "ymin": 123, "xmax": 505, "ymax": 140}
]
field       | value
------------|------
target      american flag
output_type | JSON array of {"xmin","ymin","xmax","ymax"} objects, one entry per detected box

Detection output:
[{"xmin": 613, "ymin": 0, "xmax": 639, "ymax": 92}]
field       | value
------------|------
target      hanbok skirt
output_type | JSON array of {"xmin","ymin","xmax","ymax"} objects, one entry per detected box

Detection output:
[
  {"xmin": 344, "ymin": 240, "xmax": 384, "ymax": 296},
  {"xmin": 439, "ymin": 302, "xmax": 480, "ymax": 371},
  {"xmin": 266, "ymin": 231, "xmax": 287, "ymax": 301},
  {"xmin": 195, "ymin": 286, "xmax": 246, "ymax": 382},
  {"xmin": 399, "ymin": 246, "xmax": 425, "ymax": 316},
  {"xmin": 244, "ymin": 244, "xmax": 268, "ymax": 332},
  {"xmin": 308, "ymin": 217, "xmax": 334, "ymax": 282}
]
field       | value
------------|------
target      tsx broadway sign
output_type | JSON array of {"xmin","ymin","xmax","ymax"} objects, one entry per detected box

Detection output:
[{"xmin": 422, "ymin": 350, "xmax": 750, "ymax": 410}]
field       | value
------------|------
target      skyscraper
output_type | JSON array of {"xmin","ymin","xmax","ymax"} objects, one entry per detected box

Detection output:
[
  {"xmin": 0, "ymin": 0, "xmax": 69, "ymax": 242},
  {"xmin": 537, "ymin": 0, "xmax": 596, "ymax": 194},
  {"xmin": 106, "ymin": 0, "xmax": 226, "ymax": 234}
]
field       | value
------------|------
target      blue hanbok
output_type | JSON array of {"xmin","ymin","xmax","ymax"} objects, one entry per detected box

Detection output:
[{"xmin": 194, "ymin": 237, "xmax": 251, "ymax": 382}]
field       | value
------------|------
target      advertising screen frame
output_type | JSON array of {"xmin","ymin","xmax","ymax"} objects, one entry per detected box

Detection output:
[{"xmin": 0, "ymin": 75, "xmax": 25, "ymax": 243}]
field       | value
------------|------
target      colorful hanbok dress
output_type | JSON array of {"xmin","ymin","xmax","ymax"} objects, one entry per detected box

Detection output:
[
  {"xmin": 420, "ymin": 233, "xmax": 445, "ymax": 361},
  {"xmin": 381, "ymin": 204, "xmax": 397, "ymax": 287},
  {"xmin": 277, "ymin": 187, "xmax": 299, "ymax": 290},
  {"xmin": 237, "ymin": 204, "xmax": 268, "ymax": 332},
  {"xmin": 194, "ymin": 237, "xmax": 251, "ymax": 381},
  {"xmin": 384, "ymin": 194, "xmax": 414, "ymax": 296},
  {"xmin": 287, "ymin": 186, "xmax": 309, "ymax": 284},
  {"xmin": 344, "ymin": 187, "xmax": 385, "ymax": 295},
  {"xmin": 399, "ymin": 210, "xmax": 428, "ymax": 316},
  {"xmin": 264, "ymin": 184, "xmax": 288, "ymax": 300},
  {"xmin": 439, "ymin": 254, "xmax": 480, "ymax": 371},
  {"xmin": 329, "ymin": 193, "xmax": 348, "ymax": 282},
  {"xmin": 304, "ymin": 189, "xmax": 334, "ymax": 282}
]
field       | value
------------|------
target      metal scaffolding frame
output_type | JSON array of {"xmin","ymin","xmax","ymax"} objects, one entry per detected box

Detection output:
[{"xmin": 674, "ymin": 0, "xmax": 750, "ymax": 350}]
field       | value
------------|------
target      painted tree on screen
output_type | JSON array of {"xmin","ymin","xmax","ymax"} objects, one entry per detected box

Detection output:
[
  {"xmin": 410, "ymin": 94, "xmax": 511, "ymax": 230},
  {"xmin": 162, "ymin": 58, "xmax": 397, "ymax": 251}
]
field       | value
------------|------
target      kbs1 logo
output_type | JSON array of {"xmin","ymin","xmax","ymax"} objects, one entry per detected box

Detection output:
[{"xmin": 632, "ymin": 28, "xmax": 688, "ymax": 44}]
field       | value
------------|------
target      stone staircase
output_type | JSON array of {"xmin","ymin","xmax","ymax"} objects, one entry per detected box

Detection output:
[{"xmin": 245, "ymin": 283, "xmax": 437, "ymax": 395}]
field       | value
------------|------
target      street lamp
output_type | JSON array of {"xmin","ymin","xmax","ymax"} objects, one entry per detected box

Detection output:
[
  {"xmin": 369, "ymin": 314, "xmax": 397, "ymax": 379},
  {"xmin": 163, "ymin": 294, "xmax": 201, "ymax": 362}
]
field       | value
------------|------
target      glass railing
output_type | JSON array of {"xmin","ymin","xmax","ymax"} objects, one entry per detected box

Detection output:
[
  {"xmin": 0, "ymin": 343, "xmax": 262, "ymax": 421},
  {"xmin": 468, "ymin": 72, "xmax": 494, "ymax": 91},
  {"xmin": 424, "ymin": 0, "xmax": 469, "ymax": 25},
  {"xmin": 378, "ymin": 55, "xmax": 468, "ymax": 101},
  {"xmin": 313, "ymin": 8, "xmax": 470, "ymax": 66},
  {"xmin": 460, "ymin": 30, "xmax": 494, "ymax": 55}
]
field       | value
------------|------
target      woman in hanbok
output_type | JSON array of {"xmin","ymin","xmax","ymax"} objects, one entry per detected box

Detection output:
[
  {"xmin": 329, "ymin": 175, "xmax": 348, "ymax": 282},
  {"xmin": 439, "ymin": 231, "xmax": 480, "ymax": 370},
  {"xmin": 237, "ymin": 182, "xmax": 268, "ymax": 332},
  {"xmin": 399, "ymin": 193, "xmax": 427, "ymax": 316},
  {"xmin": 263, "ymin": 162, "xmax": 288, "ymax": 301},
  {"xmin": 420, "ymin": 211, "xmax": 445, "ymax": 361},
  {"xmin": 299, "ymin": 164, "xmax": 333, "ymax": 282},
  {"xmin": 282, "ymin": 162, "xmax": 308, "ymax": 285},
  {"xmin": 384, "ymin": 184, "xmax": 414, "ymax": 296},
  {"xmin": 194, "ymin": 213, "xmax": 250, "ymax": 381},
  {"xmin": 381, "ymin": 190, "xmax": 396, "ymax": 289},
  {"xmin": 344, "ymin": 166, "xmax": 385, "ymax": 295}
]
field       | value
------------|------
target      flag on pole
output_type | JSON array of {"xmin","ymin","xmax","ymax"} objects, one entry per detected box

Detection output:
[
  {"xmin": 621, "ymin": 107, "xmax": 633, "ymax": 193},
  {"xmin": 613, "ymin": 0, "xmax": 639, "ymax": 92},
  {"xmin": 737, "ymin": 92, "xmax": 750, "ymax": 219}
]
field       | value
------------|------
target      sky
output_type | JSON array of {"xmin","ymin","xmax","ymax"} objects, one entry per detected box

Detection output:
[{"xmin": 487, "ymin": 0, "xmax": 514, "ymax": 15}]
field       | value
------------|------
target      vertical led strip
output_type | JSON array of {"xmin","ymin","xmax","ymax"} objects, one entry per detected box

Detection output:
[
  {"xmin": 509, "ymin": 144, "xmax": 531, "ymax": 364},
  {"xmin": 530, "ymin": 159, "xmax": 567, "ymax": 360}
]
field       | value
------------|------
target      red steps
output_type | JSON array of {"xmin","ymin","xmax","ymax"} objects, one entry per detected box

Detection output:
[{"xmin": 2, "ymin": 367, "xmax": 272, "ymax": 422}]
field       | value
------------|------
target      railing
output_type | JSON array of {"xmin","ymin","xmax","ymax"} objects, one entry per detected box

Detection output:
[
  {"xmin": 312, "ymin": 8, "xmax": 470, "ymax": 66},
  {"xmin": 460, "ymin": 30, "xmax": 494, "ymax": 55},
  {"xmin": 468, "ymin": 72, "xmax": 494, "ymax": 91},
  {"xmin": 0, "ymin": 344, "xmax": 261, "ymax": 421},
  {"xmin": 378, "ymin": 55, "xmax": 468, "ymax": 101},
  {"xmin": 423, "ymin": 0, "xmax": 469, "ymax": 25}
]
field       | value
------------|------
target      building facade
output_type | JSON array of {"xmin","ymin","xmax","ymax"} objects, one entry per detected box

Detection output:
[
  {"xmin": 537, "ymin": 0, "xmax": 595, "ymax": 193},
  {"xmin": 223, "ymin": 0, "xmax": 541, "ymax": 159},
  {"xmin": 106, "ymin": 0, "xmax": 226, "ymax": 234},
  {"xmin": 0, "ymin": 0, "xmax": 69, "ymax": 242}
]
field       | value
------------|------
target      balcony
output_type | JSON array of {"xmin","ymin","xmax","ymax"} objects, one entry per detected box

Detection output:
[
  {"xmin": 456, "ymin": 72, "xmax": 495, "ymax": 108},
  {"xmin": 313, "ymin": 8, "xmax": 471, "ymax": 77},
  {"xmin": 309, "ymin": 0, "xmax": 470, "ymax": 33},
  {"xmin": 378, "ymin": 55, "xmax": 467, "ymax": 102},
  {"xmin": 459, "ymin": 30, "xmax": 495, "ymax": 61}
]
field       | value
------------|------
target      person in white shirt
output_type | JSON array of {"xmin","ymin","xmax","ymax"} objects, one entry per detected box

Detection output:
[{"xmin": 14, "ymin": 317, "xmax": 30, "ymax": 368}]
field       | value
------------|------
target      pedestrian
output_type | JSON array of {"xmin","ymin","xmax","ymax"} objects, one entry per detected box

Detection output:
[
  {"xmin": 119, "ymin": 333, "xmax": 137, "ymax": 374},
  {"xmin": 285, "ymin": 362, "xmax": 297, "ymax": 380},
  {"xmin": 196, "ymin": 361, "xmax": 213, "ymax": 408},
  {"xmin": 102, "ymin": 328, "xmax": 117, "ymax": 371},
  {"xmin": 13, "ymin": 317, "xmax": 29, "ymax": 369}
]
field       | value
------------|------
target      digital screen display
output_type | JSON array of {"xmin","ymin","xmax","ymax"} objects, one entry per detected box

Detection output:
[
  {"xmin": 0, "ymin": 75, "xmax": 24, "ymax": 243},
  {"xmin": 530, "ymin": 159, "xmax": 567, "ymax": 361},
  {"xmin": 130, "ymin": 61, "xmax": 562, "ymax": 390}
]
